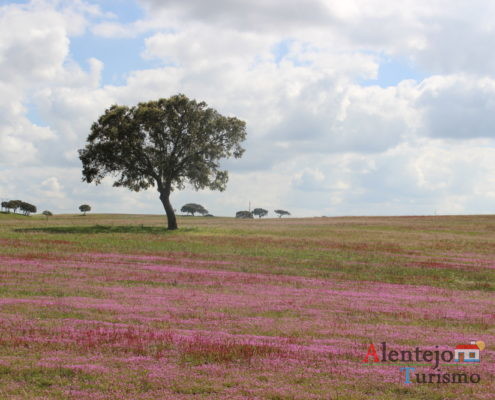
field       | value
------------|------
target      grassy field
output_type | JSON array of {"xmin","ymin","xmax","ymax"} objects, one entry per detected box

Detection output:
[{"xmin": 0, "ymin": 212, "xmax": 494, "ymax": 399}]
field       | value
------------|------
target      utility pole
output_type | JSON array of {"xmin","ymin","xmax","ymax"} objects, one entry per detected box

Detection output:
[{"xmin": 249, "ymin": 201, "xmax": 251, "ymax": 213}]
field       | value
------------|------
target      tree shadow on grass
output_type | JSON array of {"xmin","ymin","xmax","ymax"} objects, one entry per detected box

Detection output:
[{"xmin": 15, "ymin": 225, "xmax": 198, "ymax": 235}]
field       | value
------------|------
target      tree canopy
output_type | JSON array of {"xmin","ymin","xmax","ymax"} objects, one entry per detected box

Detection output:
[
  {"xmin": 20, "ymin": 202, "xmax": 36, "ymax": 216},
  {"xmin": 236, "ymin": 210, "xmax": 253, "ymax": 219},
  {"xmin": 79, "ymin": 94, "xmax": 246, "ymax": 230},
  {"xmin": 42, "ymin": 210, "xmax": 53, "ymax": 220},
  {"xmin": 79, "ymin": 204, "xmax": 91, "ymax": 215},
  {"xmin": 181, "ymin": 203, "xmax": 208, "ymax": 216},
  {"xmin": 5, "ymin": 200, "xmax": 22, "ymax": 214},
  {"xmin": 274, "ymin": 209, "xmax": 291, "ymax": 218},
  {"xmin": 1, "ymin": 200, "xmax": 36, "ymax": 215},
  {"xmin": 252, "ymin": 208, "xmax": 268, "ymax": 218},
  {"xmin": 1, "ymin": 201, "xmax": 9, "ymax": 212}
]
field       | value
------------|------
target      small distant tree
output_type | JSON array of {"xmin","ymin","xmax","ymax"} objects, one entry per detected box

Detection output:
[
  {"xmin": 1, "ymin": 201, "xmax": 9, "ymax": 213},
  {"xmin": 252, "ymin": 208, "xmax": 268, "ymax": 218},
  {"xmin": 42, "ymin": 210, "xmax": 53, "ymax": 220},
  {"xmin": 20, "ymin": 202, "xmax": 37, "ymax": 216},
  {"xmin": 181, "ymin": 203, "xmax": 208, "ymax": 216},
  {"xmin": 274, "ymin": 209, "xmax": 290, "ymax": 218},
  {"xmin": 79, "ymin": 204, "xmax": 91, "ymax": 216},
  {"xmin": 236, "ymin": 210, "xmax": 253, "ymax": 219}
]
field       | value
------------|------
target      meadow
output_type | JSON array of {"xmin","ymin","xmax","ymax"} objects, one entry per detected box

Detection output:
[{"xmin": 0, "ymin": 212, "xmax": 493, "ymax": 399}]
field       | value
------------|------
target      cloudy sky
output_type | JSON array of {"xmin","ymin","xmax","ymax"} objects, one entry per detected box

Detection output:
[{"xmin": 1, "ymin": 0, "xmax": 495, "ymax": 217}]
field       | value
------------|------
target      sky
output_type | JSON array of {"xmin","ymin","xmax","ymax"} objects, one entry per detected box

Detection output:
[{"xmin": 1, "ymin": 0, "xmax": 495, "ymax": 217}]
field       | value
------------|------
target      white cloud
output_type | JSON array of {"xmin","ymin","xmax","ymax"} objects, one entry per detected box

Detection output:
[
  {"xmin": 292, "ymin": 168, "xmax": 325, "ymax": 190},
  {"xmin": 39, "ymin": 177, "xmax": 65, "ymax": 199},
  {"xmin": 417, "ymin": 75, "xmax": 495, "ymax": 139},
  {"xmin": 138, "ymin": 0, "xmax": 334, "ymax": 33}
]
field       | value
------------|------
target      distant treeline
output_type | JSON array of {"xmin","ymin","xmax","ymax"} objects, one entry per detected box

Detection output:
[
  {"xmin": 181, "ymin": 203, "xmax": 291, "ymax": 219},
  {"xmin": 235, "ymin": 209, "xmax": 291, "ymax": 219},
  {"xmin": 1, "ymin": 200, "xmax": 37, "ymax": 216}
]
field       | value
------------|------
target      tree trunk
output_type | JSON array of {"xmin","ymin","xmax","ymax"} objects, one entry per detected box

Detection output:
[{"xmin": 159, "ymin": 190, "xmax": 178, "ymax": 230}]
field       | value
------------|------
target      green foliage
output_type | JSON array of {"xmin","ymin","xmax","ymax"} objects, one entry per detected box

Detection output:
[
  {"xmin": 252, "ymin": 208, "xmax": 268, "ymax": 218},
  {"xmin": 79, "ymin": 204, "xmax": 91, "ymax": 215},
  {"xmin": 181, "ymin": 203, "xmax": 208, "ymax": 216},
  {"xmin": 20, "ymin": 201, "xmax": 37, "ymax": 216},
  {"xmin": 6, "ymin": 200, "xmax": 22, "ymax": 214},
  {"xmin": 274, "ymin": 209, "xmax": 290, "ymax": 218},
  {"xmin": 1, "ymin": 200, "xmax": 36, "ymax": 215},
  {"xmin": 42, "ymin": 211, "xmax": 53, "ymax": 220},
  {"xmin": 235, "ymin": 211, "xmax": 253, "ymax": 219},
  {"xmin": 79, "ymin": 94, "xmax": 247, "ymax": 230}
]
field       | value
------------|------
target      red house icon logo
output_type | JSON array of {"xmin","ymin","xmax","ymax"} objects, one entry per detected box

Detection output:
[{"xmin": 454, "ymin": 340, "xmax": 485, "ymax": 363}]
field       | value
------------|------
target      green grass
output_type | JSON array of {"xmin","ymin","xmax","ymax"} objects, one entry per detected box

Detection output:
[
  {"xmin": 0, "ymin": 365, "xmax": 96, "ymax": 393},
  {"xmin": 0, "ymin": 213, "xmax": 494, "ymax": 399},
  {"xmin": 1, "ymin": 213, "xmax": 494, "ymax": 291},
  {"xmin": 15, "ymin": 224, "xmax": 199, "ymax": 235}
]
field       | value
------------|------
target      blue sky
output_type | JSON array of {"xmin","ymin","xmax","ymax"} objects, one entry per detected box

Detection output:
[
  {"xmin": 366, "ymin": 57, "xmax": 426, "ymax": 88},
  {"xmin": 68, "ymin": 0, "xmax": 150, "ymax": 85},
  {"xmin": 1, "ymin": 0, "xmax": 495, "ymax": 217},
  {"xmin": 92, "ymin": 0, "xmax": 144, "ymax": 23},
  {"xmin": 70, "ymin": 34, "xmax": 150, "ymax": 85}
]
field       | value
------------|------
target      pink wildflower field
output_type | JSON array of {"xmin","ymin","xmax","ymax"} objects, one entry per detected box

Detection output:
[{"xmin": 0, "ymin": 213, "xmax": 493, "ymax": 399}]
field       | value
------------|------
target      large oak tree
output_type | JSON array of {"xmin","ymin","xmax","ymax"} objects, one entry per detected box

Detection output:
[{"xmin": 79, "ymin": 94, "xmax": 246, "ymax": 230}]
